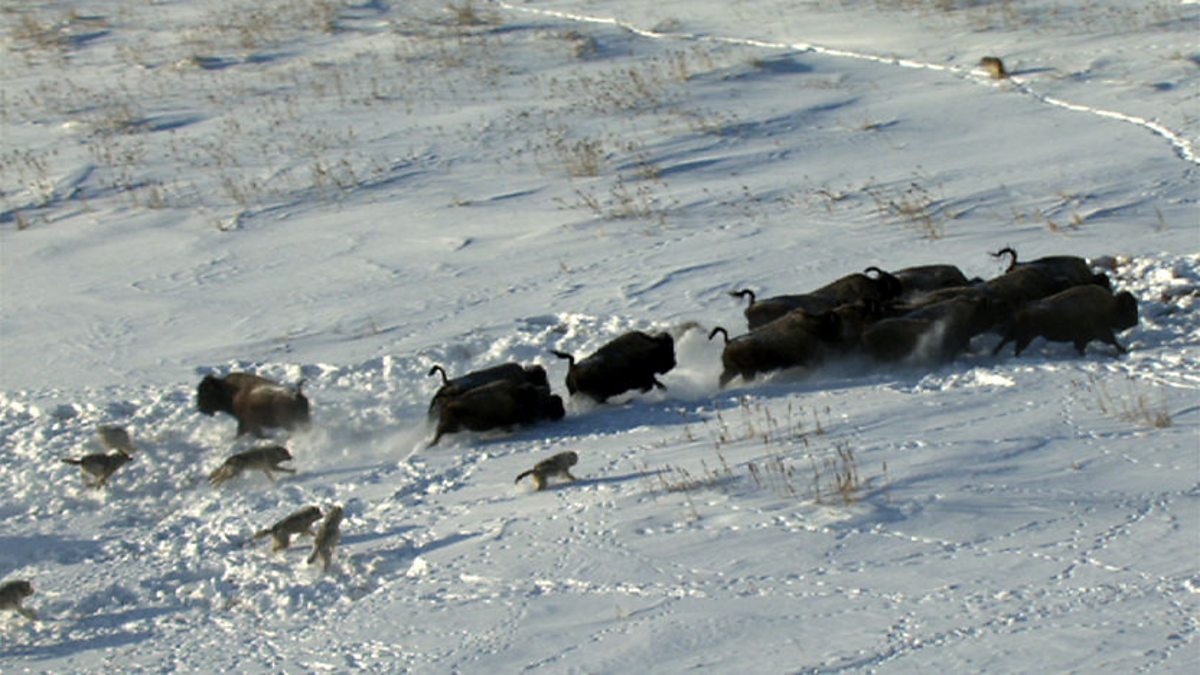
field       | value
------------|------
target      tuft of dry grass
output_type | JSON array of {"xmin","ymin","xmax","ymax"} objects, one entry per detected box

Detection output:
[
  {"xmin": 1078, "ymin": 374, "xmax": 1173, "ymax": 428},
  {"xmin": 447, "ymin": 2, "xmax": 497, "ymax": 27},
  {"xmin": 868, "ymin": 180, "xmax": 949, "ymax": 240},
  {"xmin": 652, "ymin": 402, "xmax": 861, "ymax": 506}
]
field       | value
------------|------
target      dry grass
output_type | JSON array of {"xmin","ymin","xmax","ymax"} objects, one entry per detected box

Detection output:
[
  {"xmin": 654, "ymin": 401, "xmax": 863, "ymax": 507},
  {"xmin": 868, "ymin": 179, "xmax": 950, "ymax": 240},
  {"xmin": 819, "ymin": 0, "xmax": 1185, "ymax": 33},
  {"xmin": 1078, "ymin": 374, "xmax": 1173, "ymax": 429},
  {"xmin": 446, "ymin": 2, "xmax": 498, "ymax": 27}
]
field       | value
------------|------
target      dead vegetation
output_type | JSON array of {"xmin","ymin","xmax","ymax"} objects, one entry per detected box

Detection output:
[
  {"xmin": 652, "ymin": 401, "xmax": 866, "ymax": 509},
  {"xmin": 1077, "ymin": 373, "xmax": 1173, "ymax": 429}
]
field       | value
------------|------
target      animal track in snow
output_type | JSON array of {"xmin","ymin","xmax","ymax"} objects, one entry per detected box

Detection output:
[{"xmin": 492, "ymin": 1, "xmax": 1199, "ymax": 166}]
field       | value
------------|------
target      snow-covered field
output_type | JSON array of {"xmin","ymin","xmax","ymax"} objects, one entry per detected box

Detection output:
[{"xmin": 2, "ymin": 0, "xmax": 1198, "ymax": 671}]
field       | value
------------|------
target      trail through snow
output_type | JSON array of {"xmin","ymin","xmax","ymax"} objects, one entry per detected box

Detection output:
[{"xmin": 492, "ymin": 0, "xmax": 1200, "ymax": 165}]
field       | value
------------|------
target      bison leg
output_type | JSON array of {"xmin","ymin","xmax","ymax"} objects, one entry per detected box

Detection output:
[
  {"xmin": 1073, "ymin": 338, "xmax": 1090, "ymax": 356},
  {"xmin": 1098, "ymin": 330, "xmax": 1127, "ymax": 356},
  {"xmin": 718, "ymin": 369, "xmax": 736, "ymax": 389},
  {"xmin": 1013, "ymin": 334, "xmax": 1034, "ymax": 357},
  {"xmin": 639, "ymin": 376, "xmax": 667, "ymax": 393},
  {"xmin": 991, "ymin": 334, "xmax": 1013, "ymax": 356}
]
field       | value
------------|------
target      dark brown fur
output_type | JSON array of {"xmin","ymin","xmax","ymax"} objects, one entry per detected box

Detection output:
[
  {"xmin": 993, "ymin": 285, "xmax": 1139, "ymax": 357},
  {"xmin": 993, "ymin": 247, "xmax": 1111, "ymax": 291},
  {"xmin": 818, "ymin": 268, "xmax": 903, "ymax": 305},
  {"xmin": 729, "ymin": 289, "xmax": 838, "ymax": 331},
  {"xmin": 888, "ymin": 264, "xmax": 975, "ymax": 296},
  {"xmin": 427, "ymin": 363, "xmax": 549, "ymax": 416},
  {"xmin": 552, "ymin": 331, "xmax": 676, "ymax": 403},
  {"xmin": 0, "ymin": 580, "xmax": 36, "ymax": 621},
  {"xmin": 980, "ymin": 266, "xmax": 1074, "ymax": 308},
  {"xmin": 196, "ymin": 372, "xmax": 311, "ymax": 438},
  {"xmin": 430, "ymin": 380, "xmax": 565, "ymax": 446},
  {"xmin": 732, "ymin": 268, "xmax": 901, "ymax": 331},
  {"xmin": 708, "ymin": 309, "xmax": 839, "ymax": 388},
  {"xmin": 863, "ymin": 295, "xmax": 998, "ymax": 364}
]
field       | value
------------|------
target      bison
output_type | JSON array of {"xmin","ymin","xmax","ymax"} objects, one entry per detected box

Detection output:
[
  {"xmin": 731, "ymin": 267, "xmax": 902, "ymax": 331},
  {"xmin": 427, "ymin": 362, "xmax": 549, "ymax": 417},
  {"xmin": 992, "ymin": 247, "xmax": 1111, "ymax": 290},
  {"xmin": 729, "ymin": 288, "xmax": 837, "ymax": 331},
  {"xmin": 821, "ymin": 267, "xmax": 903, "ymax": 305},
  {"xmin": 885, "ymin": 264, "xmax": 977, "ymax": 296},
  {"xmin": 992, "ymin": 285, "xmax": 1138, "ymax": 357},
  {"xmin": 708, "ymin": 309, "xmax": 840, "ymax": 387},
  {"xmin": 196, "ymin": 372, "xmax": 311, "ymax": 437},
  {"xmin": 979, "ymin": 266, "xmax": 1074, "ymax": 309},
  {"xmin": 430, "ymin": 379, "xmax": 565, "ymax": 446},
  {"xmin": 863, "ymin": 295, "xmax": 999, "ymax": 364},
  {"xmin": 551, "ymin": 331, "xmax": 676, "ymax": 403}
]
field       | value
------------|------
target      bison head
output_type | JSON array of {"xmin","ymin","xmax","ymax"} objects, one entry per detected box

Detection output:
[
  {"xmin": 1114, "ymin": 291, "xmax": 1139, "ymax": 331},
  {"xmin": 196, "ymin": 375, "xmax": 231, "ymax": 416}
]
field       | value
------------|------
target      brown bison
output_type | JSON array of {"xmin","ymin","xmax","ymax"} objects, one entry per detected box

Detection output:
[
  {"xmin": 430, "ymin": 380, "xmax": 565, "ymax": 446},
  {"xmin": 729, "ymin": 288, "xmax": 837, "ymax": 331},
  {"xmin": 196, "ymin": 372, "xmax": 311, "ymax": 437},
  {"xmin": 708, "ymin": 309, "xmax": 840, "ymax": 387},
  {"xmin": 552, "ymin": 331, "xmax": 676, "ymax": 403},
  {"xmin": 731, "ymin": 267, "xmax": 902, "ymax": 331},
  {"xmin": 427, "ymin": 362, "xmax": 549, "ymax": 416},
  {"xmin": 886, "ymin": 264, "xmax": 977, "ymax": 296},
  {"xmin": 992, "ymin": 247, "xmax": 1111, "ymax": 290},
  {"xmin": 979, "ymin": 266, "xmax": 1074, "ymax": 308},
  {"xmin": 992, "ymin": 285, "xmax": 1138, "ymax": 357},
  {"xmin": 863, "ymin": 295, "xmax": 999, "ymax": 364}
]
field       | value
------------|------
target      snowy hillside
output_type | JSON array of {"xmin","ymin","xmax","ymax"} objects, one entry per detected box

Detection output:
[{"xmin": 1, "ymin": 0, "xmax": 1197, "ymax": 671}]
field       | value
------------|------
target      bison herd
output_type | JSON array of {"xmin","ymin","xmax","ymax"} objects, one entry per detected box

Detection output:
[
  {"xmin": 196, "ymin": 248, "xmax": 1138, "ymax": 447},
  {"xmin": 708, "ymin": 247, "xmax": 1136, "ymax": 390}
]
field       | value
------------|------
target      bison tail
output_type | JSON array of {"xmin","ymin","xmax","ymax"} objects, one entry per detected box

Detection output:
[
  {"xmin": 61, "ymin": 458, "xmax": 82, "ymax": 465},
  {"xmin": 991, "ymin": 247, "xmax": 1018, "ymax": 271},
  {"xmin": 728, "ymin": 289, "xmax": 756, "ymax": 306},
  {"xmin": 866, "ymin": 266, "xmax": 903, "ymax": 298},
  {"xmin": 707, "ymin": 326, "xmax": 730, "ymax": 345},
  {"xmin": 427, "ymin": 365, "xmax": 449, "ymax": 384},
  {"xmin": 550, "ymin": 350, "xmax": 575, "ymax": 366},
  {"xmin": 514, "ymin": 469, "xmax": 534, "ymax": 485}
]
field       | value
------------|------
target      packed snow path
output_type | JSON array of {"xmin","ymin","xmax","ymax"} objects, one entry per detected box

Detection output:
[{"xmin": 491, "ymin": 1, "xmax": 1199, "ymax": 166}]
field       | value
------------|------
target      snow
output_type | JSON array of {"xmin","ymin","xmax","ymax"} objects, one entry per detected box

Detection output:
[{"xmin": 1, "ymin": 0, "xmax": 1197, "ymax": 671}]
